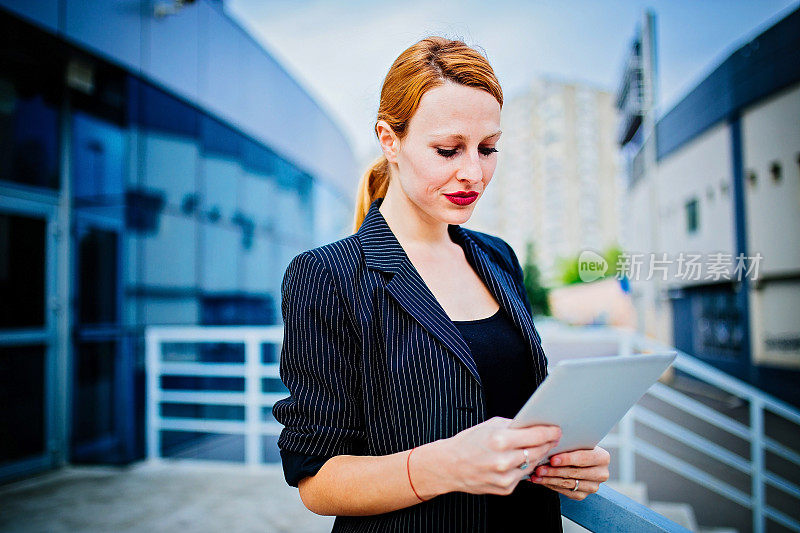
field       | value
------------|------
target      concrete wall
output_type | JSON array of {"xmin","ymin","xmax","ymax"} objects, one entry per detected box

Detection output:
[
  {"xmin": 741, "ymin": 82, "xmax": 800, "ymax": 367},
  {"xmin": 656, "ymin": 121, "xmax": 735, "ymax": 268}
]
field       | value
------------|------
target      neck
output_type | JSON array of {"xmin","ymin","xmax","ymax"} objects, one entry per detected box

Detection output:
[{"xmin": 378, "ymin": 184, "xmax": 453, "ymax": 251}]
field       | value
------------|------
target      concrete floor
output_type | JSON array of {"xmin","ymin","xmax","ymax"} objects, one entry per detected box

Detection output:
[{"xmin": 0, "ymin": 461, "xmax": 335, "ymax": 533}]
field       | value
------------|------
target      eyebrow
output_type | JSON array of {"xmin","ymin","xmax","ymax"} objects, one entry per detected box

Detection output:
[{"xmin": 430, "ymin": 130, "xmax": 502, "ymax": 142}]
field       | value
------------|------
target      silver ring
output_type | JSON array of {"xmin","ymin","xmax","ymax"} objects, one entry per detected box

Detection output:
[
  {"xmin": 572, "ymin": 479, "xmax": 580, "ymax": 492},
  {"xmin": 518, "ymin": 448, "xmax": 530, "ymax": 470}
]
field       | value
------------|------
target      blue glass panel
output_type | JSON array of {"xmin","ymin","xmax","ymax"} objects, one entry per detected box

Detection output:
[
  {"xmin": 0, "ymin": 213, "xmax": 46, "ymax": 328},
  {"xmin": 0, "ymin": 345, "xmax": 46, "ymax": 462},
  {"xmin": 160, "ymin": 431, "xmax": 245, "ymax": 462},
  {"xmin": 76, "ymin": 226, "xmax": 119, "ymax": 325},
  {"xmin": 241, "ymin": 137, "xmax": 277, "ymax": 176},
  {"xmin": 71, "ymin": 112, "xmax": 125, "ymax": 207},
  {"xmin": 200, "ymin": 115, "xmax": 240, "ymax": 158},
  {"xmin": 160, "ymin": 376, "xmax": 244, "ymax": 392},
  {"xmin": 134, "ymin": 80, "xmax": 198, "ymax": 138},
  {"xmin": 0, "ymin": 88, "xmax": 59, "ymax": 189},
  {"xmin": 71, "ymin": 341, "xmax": 117, "ymax": 445}
]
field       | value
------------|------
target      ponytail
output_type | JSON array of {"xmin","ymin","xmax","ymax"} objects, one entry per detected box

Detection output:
[{"xmin": 352, "ymin": 154, "xmax": 391, "ymax": 233}]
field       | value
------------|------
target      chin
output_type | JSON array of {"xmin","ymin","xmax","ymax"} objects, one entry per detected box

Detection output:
[{"xmin": 442, "ymin": 206, "xmax": 474, "ymax": 225}]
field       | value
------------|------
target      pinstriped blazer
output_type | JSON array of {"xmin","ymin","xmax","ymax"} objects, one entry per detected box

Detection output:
[{"xmin": 273, "ymin": 196, "xmax": 554, "ymax": 532}]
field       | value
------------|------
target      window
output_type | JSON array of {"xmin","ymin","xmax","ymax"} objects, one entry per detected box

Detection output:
[{"xmin": 685, "ymin": 198, "xmax": 699, "ymax": 234}]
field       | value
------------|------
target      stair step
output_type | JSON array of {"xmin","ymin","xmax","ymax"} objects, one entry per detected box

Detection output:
[
  {"xmin": 605, "ymin": 480, "xmax": 649, "ymax": 505},
  {"xmin": 650, "ymin": 501, "xmax": 698, "ymax": 531}
]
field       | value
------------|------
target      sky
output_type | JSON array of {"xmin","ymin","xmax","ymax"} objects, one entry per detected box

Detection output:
[{"xmin": 226, "ymin": 0, "xmax": 800, "ymax": 163}]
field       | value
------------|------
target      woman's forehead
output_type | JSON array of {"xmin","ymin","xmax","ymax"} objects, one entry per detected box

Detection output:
[{"xmin": 409, "ymin": 83, "xmax": 501, "ymax": 138}]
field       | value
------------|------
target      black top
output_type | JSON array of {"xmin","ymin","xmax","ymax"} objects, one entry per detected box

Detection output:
[{"xmin": 280, "ymin": 307, "xmax": 561, "ymax": 532}]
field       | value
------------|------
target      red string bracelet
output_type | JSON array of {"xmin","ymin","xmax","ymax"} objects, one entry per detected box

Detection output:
[{"xmin": 407, "ymin": 446, "xmax": 427, "ymax": 502}]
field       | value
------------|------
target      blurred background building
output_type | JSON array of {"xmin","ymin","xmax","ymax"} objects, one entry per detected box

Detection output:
[
  {"xmin": 618, "ymin": 7, "xmax": 800, "ymax": 407},
  {"xmin": 0, "ymin": 0, "xmax": 355, "ymax": 483},
  {"xmin": 470, "ymin": 77, "xmax": 625, "ymax": 285}
]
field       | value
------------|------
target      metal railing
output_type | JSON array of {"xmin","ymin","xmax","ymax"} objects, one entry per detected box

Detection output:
[
  {"xmin": 560, "ymin": 485, "xmax": 691, "ymax": 533},
  {"xmin": 145, "ymin": 324, "xmax": 798, "ymax": 532},
  {"xmin": 539, "ymin": 323, "xmax": 800, "ymax": 533},
  {"xmin": 628, "ymin": 333, "xmax": 800, "ymax": 533},
  {"xmin": 145, "ymin": 326, "xmax": 284, "ymax": 466}
]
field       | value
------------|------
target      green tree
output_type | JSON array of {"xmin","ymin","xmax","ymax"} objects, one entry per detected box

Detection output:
[
  {"xmin": 554, "ymin": 243, "xmax": 624, "ymax": 286},
  {"xmin": 522, "ymin": 241, "xmax": 550, "ymax": 316}
]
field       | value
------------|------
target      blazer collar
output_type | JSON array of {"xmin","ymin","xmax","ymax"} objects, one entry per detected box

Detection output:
[{"xmin": 356, "ymin": 197, "xmax": 544, "ymax": 387}]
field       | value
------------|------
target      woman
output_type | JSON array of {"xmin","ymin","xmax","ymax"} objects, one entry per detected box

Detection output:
[{"xmin": 272, "ymin": 36, "xmax": 610, "ymax": 532}]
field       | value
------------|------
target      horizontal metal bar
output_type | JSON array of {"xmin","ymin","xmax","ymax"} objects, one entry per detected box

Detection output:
[
  {"xmin": 764, "ymin": 504, "xmax": 800, "ymax": 532},
  {"xmin": 634, "ymin": 335, "xmax": 800, "ymax": 424},
  {"xmin": 157, "ymin": 418, "xmax": 284, "ymax": 436},
  {"xmin": 633, "ymin": 438, "xmax": 751, "ymax": 508},
  {"xmin": 0, "ymin": 329, "xmax": 52, "ymax": 345},
  {"xmin": 159, "ymin": 417, "xmax": 247, "ymax": 434},
  {"xmin": 158, "ymin": 391, "xmax": 286, "ymax": 406},
  {"xmin": 764, "ymin": 471, "xmax": 800, "ymax": 500},
  {"xmin": 647, "ymin": 382, "xmax": 751, "ymax": 440},
  {"xmin": 160, "ymin": 362, "xmax": 248, "ymax": 376},
  {"xmin": 157, "ymin": 362, "xmax": 281, "ymax": 378},
  {"xmin": 261, "ymin": 422, "xmax": 283, "ymax": 435},
  {"xmin": 146, "ymin": 326, "xmax": 284, "ymax": 343},
  {"xmin": 763, "ymin": 401, "xmax": 800, "ymax": 427},
  {"xmin": 765, "ymin": 437, "xmax": 800, "ymax": 466},
  {"xmin": 160, "ymin": 391, "xmax": 246, "ymax": 405},
  {"xmin": 633, "ymin": 406, "xmax": 751, "ymax": 474},
  {"xmin": 559, "ymin": 484, "xmax": 692, "ymax": 533}
]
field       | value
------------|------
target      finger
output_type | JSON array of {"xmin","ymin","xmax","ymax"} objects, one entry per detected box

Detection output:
[
  {"xmin": 493, "ymin": 425, "xmax": 561, "ymax": 451},
  {"xmin": 536, "ymin": 476, "xmax": 600, "ymax": 494},
  {"xmin": 549, "ymin": 447, "xmax": 607, "ymax": 468},
  {"xmin": 543, "ymin": 484, "xmax": 592, "ymax": 501},
  {"xmin": 534, "ymin": 464, "xmax": 609, "ymax": 482}
]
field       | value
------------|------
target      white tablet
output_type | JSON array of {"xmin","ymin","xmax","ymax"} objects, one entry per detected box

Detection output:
[{"xmin": 509, "ymin": 352, "xmax": 676, "ymax": 465}]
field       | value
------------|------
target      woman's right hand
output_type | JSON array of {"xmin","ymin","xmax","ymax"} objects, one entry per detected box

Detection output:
[{"xmin": 418, "ymin": 417, "xmax": 561, "ymax": 497}]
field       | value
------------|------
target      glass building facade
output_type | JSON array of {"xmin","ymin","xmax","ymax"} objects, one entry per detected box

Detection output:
[{"xmin": 0, "ymin": 1, "xmax": 355, "ymax": 482}]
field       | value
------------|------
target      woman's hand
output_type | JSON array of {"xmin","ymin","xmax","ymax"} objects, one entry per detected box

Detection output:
[
  {"xmin": 417, "ymin": 417, "xmax": 561, "ymax": 497},
  {"xmin": 530, "ymin": 446, "xmax": 610, "ymax": 501}
]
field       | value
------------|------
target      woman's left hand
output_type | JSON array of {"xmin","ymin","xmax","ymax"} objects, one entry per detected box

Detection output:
[{"xmin": 529, "ymin": 446, "xmax": 610, "ymax": 501}]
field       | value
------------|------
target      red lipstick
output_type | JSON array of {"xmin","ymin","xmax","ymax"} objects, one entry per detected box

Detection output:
[{"xmin": 444, "ymin": 191, "xmax": 479, "ymax": 206}]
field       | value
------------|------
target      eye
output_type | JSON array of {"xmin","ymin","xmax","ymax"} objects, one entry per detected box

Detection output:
[{"xmin": 436, "ymin": 147, "xmax": 499, "ymax": 159}]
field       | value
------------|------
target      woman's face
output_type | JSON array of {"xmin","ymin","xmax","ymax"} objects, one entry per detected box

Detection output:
[{"xmin": 381, "ymin": 80, "xmax": 502, "ymax": 226}]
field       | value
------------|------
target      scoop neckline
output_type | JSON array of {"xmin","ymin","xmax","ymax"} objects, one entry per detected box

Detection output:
[{"xmin": 451, "ymin": 307, "xmax": 502, "ymax": 325}]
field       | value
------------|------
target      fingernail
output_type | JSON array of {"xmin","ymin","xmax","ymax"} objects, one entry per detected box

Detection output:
[
  {"xmin": 551, "ymin": 457, "xmax": 561, "ymax": 466},
  {"xmin": 532, "ymin": 477, "xmax": 542, "ymax": 483}
]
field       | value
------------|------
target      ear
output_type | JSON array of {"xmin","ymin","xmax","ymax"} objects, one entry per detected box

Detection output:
[{"xmin": 376, "ymin": 120, "xmax": 400, "ymax": 164}]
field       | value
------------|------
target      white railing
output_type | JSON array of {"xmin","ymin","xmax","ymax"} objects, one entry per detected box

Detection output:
[
  {"xmin": 538, "ymin": 322, "xmax": 800, "ymax": 533},
  {"xmin": 145, "ymin": 326, "xmax": 284, "ymax": 467}
]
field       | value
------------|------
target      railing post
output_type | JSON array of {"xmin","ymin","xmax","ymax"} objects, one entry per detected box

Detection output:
[
  {"xmin": 145, "ymin": 328, "xmax": 161, "ymax": 462},
  {"xmin": 620, "ymin": 409, "xmax": 636, "ymax": 484},
  {"xmin": 751, "ymin": 397, "xmax": 764, "ymax": 533},
  {"xmin": 245, "ymin": 334, "xmax": 261, "ymax": 467},
  {"xmin": 619, "ymin": 329, "xmax": 634, "ymax": 357}
]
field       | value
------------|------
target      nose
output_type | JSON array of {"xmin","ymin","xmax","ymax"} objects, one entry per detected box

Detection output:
[{"xmin": 458, "ymin": 150, "xmax": 483, "ymax": 183}]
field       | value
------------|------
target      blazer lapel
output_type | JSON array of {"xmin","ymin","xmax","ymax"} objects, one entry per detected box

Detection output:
[
  {"xmin": 357, "ymin": 197, "xmax": 544, "ymax": 387},
  {"xmin": 456, "ymin": 228, "xmax": 548, "ymax": 386}
]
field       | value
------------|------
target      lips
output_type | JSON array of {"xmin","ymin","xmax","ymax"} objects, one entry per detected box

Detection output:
[{"xmin": 444, "ymin": 191, "xmax": 479, "ymax": 206}]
